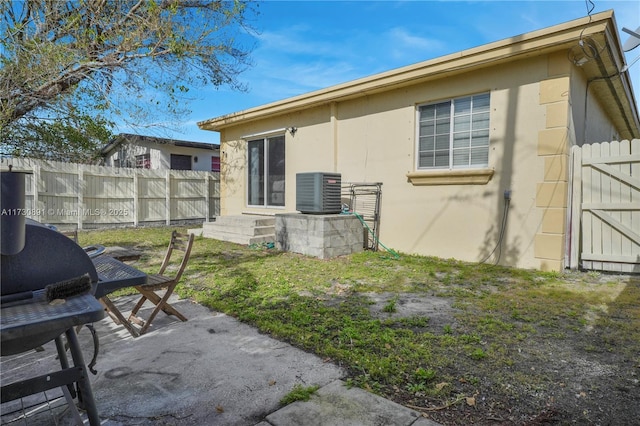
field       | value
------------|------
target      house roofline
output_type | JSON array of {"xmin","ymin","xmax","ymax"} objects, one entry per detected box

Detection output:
[
  {"xmin": 101, "ymin": 133, "xmax": 219, "ymax": 155},
  {"xmin": 198, "ymin": 10, "xmax": 639, "ymax": 138}
]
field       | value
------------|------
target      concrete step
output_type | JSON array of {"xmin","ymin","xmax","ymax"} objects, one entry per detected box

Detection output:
[
  {"xmin": 202, "ymin": 222, "xmax": 274, "ymax": 237},
  {"xmin": 201, "ymin": 229, "xmax": 275, "ymax": 245},
  {"xmin": 188, "ymin": 228, "xmax": 204, "ymax": 237},
  {"xmin": 208, "ymin": 215, "xmax": 275, "ymax": 227},
  {"xmin": 196, "ymin": 215, "xmax": 276, "ymax": 246}
]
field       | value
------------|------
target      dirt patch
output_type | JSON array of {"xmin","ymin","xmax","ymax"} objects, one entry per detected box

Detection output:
[
  {"xmin": 360, "ymin": 278, "xmax": 640, "ymax": 426},
  {"xmin": 365, "ymin": 292, "xmax": 460, "ymax": 333}
]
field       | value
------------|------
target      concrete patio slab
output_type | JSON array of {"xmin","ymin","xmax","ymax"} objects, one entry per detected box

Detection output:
[{"xmin": 1, "ymin": 295, "xmax": 440, "ymax": 425}]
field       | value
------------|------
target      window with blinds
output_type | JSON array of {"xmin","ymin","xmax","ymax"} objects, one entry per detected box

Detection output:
[
  {"xmin": 211, "ymin": 156, "xmax": 220, "ymax": 172},
  {"xmin": 418, "ymin": 93, "xmax": 490, "ymax": 169},
  {"xmin": 135, "ymin": 153, "xmax": 151, "ymax": 169}
]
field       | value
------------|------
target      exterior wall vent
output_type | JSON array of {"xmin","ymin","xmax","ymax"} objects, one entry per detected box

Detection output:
[{"xmin": 296, "ymin": 172, "xmax": 342, "ymax": 214}]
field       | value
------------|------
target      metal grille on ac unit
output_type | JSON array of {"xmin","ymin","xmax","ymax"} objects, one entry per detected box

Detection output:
[{"xmin": 295, "ymin": 172, "xmax": 342, "ymax": 214}]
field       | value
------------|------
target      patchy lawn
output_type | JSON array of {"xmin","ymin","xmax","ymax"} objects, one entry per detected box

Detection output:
[{"xmin": 82, "ymin": 227, "xmax": 640, "ymax": 425}]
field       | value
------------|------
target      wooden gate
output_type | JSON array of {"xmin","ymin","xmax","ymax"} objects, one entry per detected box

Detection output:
[{"xmin": 568, "ymin": 139, "xmax": 640, "ymax": 272}]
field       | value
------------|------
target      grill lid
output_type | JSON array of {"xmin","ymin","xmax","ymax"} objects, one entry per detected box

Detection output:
[{"xmin": 0, "ymin": 219, "xmax": 98, "ymax": 295}]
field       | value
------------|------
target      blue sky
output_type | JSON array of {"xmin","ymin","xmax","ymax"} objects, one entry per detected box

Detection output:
[{"xmin": 122, "ymin": 0, "xmax": 640, "ymax": 144}]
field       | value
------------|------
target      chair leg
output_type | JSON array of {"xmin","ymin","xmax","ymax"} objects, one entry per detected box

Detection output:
[
  {"xmin": 138, "ymin": 287, "xmax": 187, "ymax": 335},
  {"xmin": 99, "ymin": 297, "xmax": 140, "ymax": 338},
  {"xmin": 130, "ymin": 293, "xmax": 148, "ymax": 317},
  {"xmin": 138, "ymin": 294, "xmax": 170, "ymax": 335},
  {"xmin": 137, "ymin": 287, "xmax": 188, "ymax": 321}
]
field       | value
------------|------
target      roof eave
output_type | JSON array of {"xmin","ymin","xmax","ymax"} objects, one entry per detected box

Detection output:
[
  {"xmin": 578, "ymin": 17, "xmax": 640, "ymax": 139},
  {"xmin": 100, "ymin": 134, "xmax": 127, "ymax": 155},
  {"xmin": 100, "ymin": 133, "xmax": 219, "ymax": 154}
]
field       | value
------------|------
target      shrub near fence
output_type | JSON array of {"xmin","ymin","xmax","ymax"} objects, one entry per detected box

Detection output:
[{"xmin": 1, "ymin": 157, "xmax": 220, "ymax": 229}]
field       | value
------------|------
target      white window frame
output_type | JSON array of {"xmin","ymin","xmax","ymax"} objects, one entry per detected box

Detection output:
[
  {"xmin": 246, "ymin": 134, "xmax": 286, "ymax": 208},
  {"xmin": 135, "ymin": 153, "xmax": 150, "ymax": 169},
  {"xmin": 416, "ymin": 92, "xmax": 491, "ymax": 171}
]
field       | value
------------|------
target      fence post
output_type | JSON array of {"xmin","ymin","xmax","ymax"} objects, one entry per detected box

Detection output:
[
  {"xmin": 32, "ymin": 163, "xmax": 40, "ymax": 217},
  {"xmin": 165, "ymin": 169, "xmax": 171, "ymax": 226},
  {"xmin": 568, "ymin": 145, "xmax": 582, "ymax": 269},
  {"xmin": 77, "ymin": 166, "xmax": 84, "ymax": 230},
  {"xmin": 133, "ymin": 171, "xmax": 139, "ymax": 227},
  {"xmin": 204, "ymin": 174, "xmax": 210, "ymax": 222}
]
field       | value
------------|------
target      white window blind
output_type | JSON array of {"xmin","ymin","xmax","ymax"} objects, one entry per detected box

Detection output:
[{"xmin": 418, "ymin": 93, "xmax": 490, "ymax": 169}]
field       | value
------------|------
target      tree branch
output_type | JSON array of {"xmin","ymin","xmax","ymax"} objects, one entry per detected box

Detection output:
[{"xmin": 1, "ymin": 0, "xmax": 255, "ymax": 131}]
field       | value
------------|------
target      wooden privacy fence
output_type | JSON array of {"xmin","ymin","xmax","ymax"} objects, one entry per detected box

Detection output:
[
  {"xmin": 568, "ymin": 139, "xmax": 640, "ymax": 273},
  {"xmin": 1, "ymin": 157, "xmax": 220, "ymax": 229}
]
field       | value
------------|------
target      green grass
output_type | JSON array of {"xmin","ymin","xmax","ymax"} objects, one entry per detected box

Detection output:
[
  {"xmin": 81, "ymin": 226, "xmax": 640, "ymax": 419},
  {"xmin": 280, "ymin": 384, "xmax": 320, "ymax": 405},
  {"xmin": 382, "ymin": 295, "xmax": 399, "ymax": 313}
]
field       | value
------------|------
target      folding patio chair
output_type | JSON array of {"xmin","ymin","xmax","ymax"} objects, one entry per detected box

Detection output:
[{"xmin": 127, "ymin": 230, "xmax": 194, "ymax": 335}]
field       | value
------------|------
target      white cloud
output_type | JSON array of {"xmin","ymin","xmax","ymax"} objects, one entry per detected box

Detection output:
[
  {"xmin": 387, "ymin": 27, "xmax": 444, "ymax": 51},
  {"xmin": 237, "ymin": 25, "xmax": 377, "ymax": 101},
  {"xmin": 235, "ymin": 21, "xmax": 451, "ymax": 104},
  {"xmin": 384, "ymin": 27, "xmax": 447, "ymax": 62}
]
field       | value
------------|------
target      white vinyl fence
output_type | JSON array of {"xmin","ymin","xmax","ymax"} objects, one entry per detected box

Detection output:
[
  {"xmin": 1, "ymin": 157, "xmax": 219, "ymax": 229},
  {"xmin": 568, "ymin": 139, "xmax": 640, "ymax": 272}
]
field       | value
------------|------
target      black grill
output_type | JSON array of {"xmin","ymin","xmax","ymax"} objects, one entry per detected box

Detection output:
[
  {"xmin": 1, "ymin": 169, "xmax": 103, "ymax": 355},
  {"xmin": 0, "ymin": 169, "xmax": 143, "ymax": 426},
  {"xmin": 1, "ymin": 219, "xmax": 100, "ymax": 298}
]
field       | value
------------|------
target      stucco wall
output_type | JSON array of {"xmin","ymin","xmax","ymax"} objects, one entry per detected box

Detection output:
[
  {"xmin": 337, "ymin": 57, "xmax": 549, "ymax": 269},
  {"xmin": 217, "ymin": 52, "xmax": 623, "ymax": 270},
  {"xmin": 570, "ymin": 67, "xmax": 622, "ymax": 145},
  {"xmin": 155, "ymin": 144, "xmax": 219, "ymax": 171},
  {"xmin": 221, "ymin": 105, "xmax": 335, "ymax": 216}
]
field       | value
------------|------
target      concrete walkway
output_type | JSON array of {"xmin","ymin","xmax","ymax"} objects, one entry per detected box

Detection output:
[
  {"xmin": 259, "ymin": 380, "xmax": 440, "ymax": 426},
  {"xmin": 1, "ymin": 295, "xmax": 440, "ymax": 425}
]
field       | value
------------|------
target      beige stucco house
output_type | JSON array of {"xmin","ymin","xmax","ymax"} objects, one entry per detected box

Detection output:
[
  {"xmin": 198, "ymin": 11, "xmax": 639, "ymax": 271},
  {"xmin": 101, "ymin": 133, "xmax": 220, "ymax": 172}
]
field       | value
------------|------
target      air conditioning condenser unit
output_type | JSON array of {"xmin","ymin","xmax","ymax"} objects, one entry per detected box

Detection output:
[{"xmin": 296, "ymin": 172, "xmax": 342, "ymax": 214}]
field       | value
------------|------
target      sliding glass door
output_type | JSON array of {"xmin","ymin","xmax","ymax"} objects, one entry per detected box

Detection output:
[{"xmin": 247, "ymin": 135, "xmax": 285, "ymax": 207}]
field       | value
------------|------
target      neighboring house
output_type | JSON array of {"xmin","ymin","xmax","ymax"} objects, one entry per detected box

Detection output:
[
  {"xmin": 198, "ymin": 11, "xmax": 639, "ymax": 271},
  {"xmin": 101, "ymin": 133, "xmax": 220, "ymax": 172}
]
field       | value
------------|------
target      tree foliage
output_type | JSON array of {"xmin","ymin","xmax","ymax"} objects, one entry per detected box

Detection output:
[
  {"xmin": 0, "ymin": 0, "xmax": 254, "ymax": 160},
  {"xmin": 0, "ymin": 115, "xmax": 114, "ymax": 163}
]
